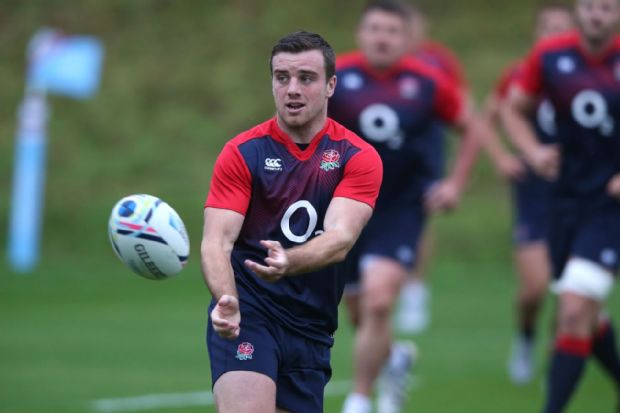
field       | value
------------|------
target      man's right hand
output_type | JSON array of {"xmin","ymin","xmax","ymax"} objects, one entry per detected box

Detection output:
[
  {"xmin": 494, "ymin": 153, "xmax": 526, "ymax": 181},
  {"xmin": 211, "ymin": 294, "xmax": 240, "ymax": 339},
  {"xmin": 526, "ymin": 144, "xmax": 560, "ymax": 181}
]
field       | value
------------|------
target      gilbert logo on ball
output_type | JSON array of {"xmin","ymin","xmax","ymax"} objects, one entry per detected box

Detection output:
[{"xmin": 108, "ymin": 194, "xmax": 189, "ymax": 280}]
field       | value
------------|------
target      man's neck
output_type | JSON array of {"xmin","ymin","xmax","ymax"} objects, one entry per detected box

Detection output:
[{"xmin": 276, "ymin": 115, "xmax": 327, "ymax": 144}]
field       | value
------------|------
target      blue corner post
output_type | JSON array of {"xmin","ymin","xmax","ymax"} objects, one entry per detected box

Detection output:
[{"xmin": 7, "ymin": 29, "xmax": 103, "ymax": 273}]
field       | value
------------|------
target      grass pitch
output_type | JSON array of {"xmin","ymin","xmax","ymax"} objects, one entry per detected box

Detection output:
[{"xmin": 1, "ymin": 1, "xmax": 618, "ymax": 412}]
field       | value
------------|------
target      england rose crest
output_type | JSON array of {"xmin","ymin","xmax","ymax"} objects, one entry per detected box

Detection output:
[
  {"xmin": 320, "ymin": 149, "xmax": 341, "ymax": 171},
  {"xmin": 235, "ymin": 342, "xmax": 254, "ymax": 361}
]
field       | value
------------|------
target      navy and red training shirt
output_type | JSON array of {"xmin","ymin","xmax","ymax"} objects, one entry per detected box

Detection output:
[
  {"xmin": 516, "ymin": 31, "xmax": 620, "ymax": 205},
  {"xmin": 329, "ymin": 51, "xmax": 463, "ymax": 209},
  {"xmin": 205, "ymin": 117, "xmax": 382, "ymax": 345}
]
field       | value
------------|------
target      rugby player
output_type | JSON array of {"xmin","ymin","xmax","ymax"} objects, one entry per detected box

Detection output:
[
  {"xmin": 329, "ymin": 2, "xmax": 480, "ymax": 412},
  {"xmin": 481, "ymin": 4, "xmax": 574, "ymax": 384},
  {"xmin": 502, "ymin": 0, "xmax": 620, "ymax": 410},
  {"xmin": 202, "ymin": 31, "xmax": 382, "ymax": 413}
]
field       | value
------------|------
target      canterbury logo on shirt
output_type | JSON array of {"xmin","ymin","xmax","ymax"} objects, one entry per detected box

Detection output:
[{"xmin": 264, "ymin": 158, "xmax": 283, "ymax": 171}]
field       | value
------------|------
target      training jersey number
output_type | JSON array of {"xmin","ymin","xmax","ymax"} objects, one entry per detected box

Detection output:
[
  {"xmin": 281, "ymin": 200, "xmax": 320, "ymax": 243},
  {"xmin": 571, "ymin": 89, "xmax": 614, "ymax": 137},
  {"xmin": 359, "ymin": 104, "xmax": 404, "ymax": 149}
]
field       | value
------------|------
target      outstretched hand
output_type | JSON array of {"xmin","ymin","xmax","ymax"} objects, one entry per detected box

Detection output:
[
  {"xmin": 211, "ymin": 294, "xmax": 240, "ymax": 340},
  {"xmin": 245, "ymin": 240, "xmax": 290, "ymax": 282},
  {"xmin": 425, "ymin": 179, "xmax": 462, "ymax": 213},
  {"xmin": 495, "ymin": 153, "xmax": 526, "ymax": 181},
  {"xmin": 526, "ymin": 144, "xmax": 560, "ymax": 181}
]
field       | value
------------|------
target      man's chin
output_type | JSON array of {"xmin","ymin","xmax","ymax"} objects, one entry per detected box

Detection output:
[
  {"xmin": 367, "ymin": 55, "xmax": 397, "ymax": 70},
  {"xmin": 583, "ymin": 28, "xmax": 610, "ymax": 44},
  {"xmin": 281, "ymin": 114, "xmax": 306, "ymax": 128}
]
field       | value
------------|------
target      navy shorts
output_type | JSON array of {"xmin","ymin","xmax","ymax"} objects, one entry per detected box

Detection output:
[
  {"xmin": 512, "ymin": 169, "xmax": 553, "ymax": 245},
  {"xmin": 549, "ymin": 199, "xmax": 620, "ymax": 280},
  {"xmin": 207, "ymin": 302, "xmax": 332, "ymax": 413},
  {"xmin": 342, "ymin": 205, "xmax": 426, "ymax": 288}
]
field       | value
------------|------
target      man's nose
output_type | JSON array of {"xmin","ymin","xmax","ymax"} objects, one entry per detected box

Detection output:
[{"xmin": 287, "ymin": 77, "xmax": 301, "ymax": 95}]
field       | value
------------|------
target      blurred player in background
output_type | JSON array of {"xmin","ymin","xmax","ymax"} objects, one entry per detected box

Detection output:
[
  {"xmin": 481, "ymin": 4, "xmax": 574, "ymax": 384},
  {"xmin": 396, "ymin": 3, "xmax": 472, "ymax": 336},
  {"xmin": 502, "ymin": 0, "xmax": 620, "ymax": 410},
  {"xmin": 201, "ymin": 31, "xmax": 382, "ymax": 413},
  {"xmin": 329, "ymin": 2, "xmax": 480, "ymax": 412}
]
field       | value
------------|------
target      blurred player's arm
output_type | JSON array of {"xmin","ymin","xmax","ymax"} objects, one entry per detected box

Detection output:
[
  {"xmin": 500, "ymin": 86, "xmax": 559, "ymax": 180},
  {"xmin": 479, "ymin": 91, "xmax": 525, "ymax": 180},
  {"xmin": 500, "ymin": 47, "xmax": 559, "ymax": 180},
  {"xmin": 245, "ymin": 147, "xmax": 382, "ymax": 282},
  {"xmin": 425, "ymin": 100, "xmax": 481, "ymax": 213}
]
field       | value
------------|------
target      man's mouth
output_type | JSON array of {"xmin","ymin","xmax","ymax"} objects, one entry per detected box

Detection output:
[{"xmin": 286, "ymin": 102, "xmax": 306, "ymax": 113}]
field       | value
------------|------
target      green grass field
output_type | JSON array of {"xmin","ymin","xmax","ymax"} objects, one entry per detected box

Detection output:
[
  {"xmin": 2, "ymin": 201, "xmax": 619, "ymax": 413},
  {"xmin": 1, "ymin": 1, "xmax": 618, "ymax": 412}
]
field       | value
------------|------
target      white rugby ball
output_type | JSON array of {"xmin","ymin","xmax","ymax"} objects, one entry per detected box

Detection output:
[{"xmin": 108, "ymin": 194, "xmax": 190, "ymax": 280}]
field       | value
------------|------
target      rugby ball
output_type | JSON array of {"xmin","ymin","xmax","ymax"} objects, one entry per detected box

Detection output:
[{"xmin": 108, "ymin": 194, "xmax": 189, "ymax": 280}]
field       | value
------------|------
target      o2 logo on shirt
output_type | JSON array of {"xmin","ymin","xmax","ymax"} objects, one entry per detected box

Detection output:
[
  {"xmin": 571, "ymin": 89, "xmax": 614, "ymax": 137},
  {"xmin": 280, "ymin": 200, "xmax": 322, "ymax": 243},
  {"xmin": 359, "ymin": 104, "xmax": 404, "ymax": 149}
]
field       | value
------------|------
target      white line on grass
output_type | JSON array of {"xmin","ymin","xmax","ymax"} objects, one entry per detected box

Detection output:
[{"xmin": 91, "ymin": 379, "xmax": 352, "ymax": 413}]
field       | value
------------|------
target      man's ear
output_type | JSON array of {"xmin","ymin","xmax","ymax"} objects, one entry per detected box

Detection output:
[{"xmin": 326, "ymin": 75, "xmax": 337, "ymax": 98}]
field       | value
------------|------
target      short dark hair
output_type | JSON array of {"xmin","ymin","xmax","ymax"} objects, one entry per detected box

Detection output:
[
  {"xmin": 270, "ymin": 31, "xmax": 336, "ymax": 80},
  {"xmin": 362, "ymin": 0, "xmax": 414, "ymax": 21}
]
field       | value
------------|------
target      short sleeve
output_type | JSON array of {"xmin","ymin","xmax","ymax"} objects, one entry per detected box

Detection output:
[
  {"xmin": 432, "ymin": 45, "xmax": 468, "ymax": 90},
  {"xmin": 433, "ymin": 74, "xmax": 464, "ymax": 124},
  {"xmin": 516, "ymin": 46, "xmax": 544, "ymax": 96},
  {"xmin": 444, "ymin": 55, "xmax": 467, "ymax": 90},
  {"xmin": 204, "ymin": 143, "xmax": 252, "ymax": 215},
  {"xmin": 333, "ymin": 147, "xmax": 383, "ymax": 208},
  {"xmin": 496, "ymin": 64, "xmax": 520, "ymax": 100}
]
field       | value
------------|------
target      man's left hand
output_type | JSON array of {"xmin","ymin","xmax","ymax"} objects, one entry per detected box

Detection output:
[{"xmin": 244, "ymin": 240, "xmax": 290, "ymax": 282}]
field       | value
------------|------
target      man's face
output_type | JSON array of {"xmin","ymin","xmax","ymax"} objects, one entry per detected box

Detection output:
[
  {"xmin": 357, "ymin": 10, "xmax": 409, "ymax": 69},
  {"xmin": 535, "ymin": 9, "xmax": 574, "ymax": 40},
  {"xmin": 576, "ymin": 0, "xmax": 620, "ymax": 44},
  {"xmin": 271, "ymin": 50, "xmax": 336, "ymax": 130}
]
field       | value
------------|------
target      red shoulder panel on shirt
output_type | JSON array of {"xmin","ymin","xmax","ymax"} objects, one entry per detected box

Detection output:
[
  {"xmin": 336, "ymin": 51, "xmax": 366, "ymax": 71},
  {"xmin": 418, "ymin": 41, "xmax": 468, "ymax": 88},
  {"xmin": 325, "ymin": 118, "xmax": 382, "ymax": 208},
  {"xmin": 204, "ymin": 122, "xmax": 278, "ymax": 215},
  {"xmin": 496, "ymin": 60, "xmax": 524, "ymax": 99},
  {"xmin": 533, "ymin": 30, "xmax": 580, "ymax": 54},
  {"xmin": 333, "ymin": 140, "xmax": 383, "ymax": 208},
  {"xmin": 397, "ymin": 57, "xmax": 464, "ymax": 124}
]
